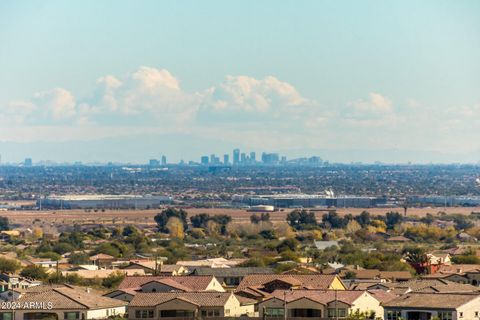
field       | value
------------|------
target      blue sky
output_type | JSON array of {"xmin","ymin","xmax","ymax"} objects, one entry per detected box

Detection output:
[{"xmin": 0, "ymin": 1, "xmax": 479, "ymax": 163}]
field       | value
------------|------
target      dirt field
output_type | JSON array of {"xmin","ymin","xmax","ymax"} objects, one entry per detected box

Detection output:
[{"xmin": 2, "ymin": 206, "xmax": 480, "ymax": 227}]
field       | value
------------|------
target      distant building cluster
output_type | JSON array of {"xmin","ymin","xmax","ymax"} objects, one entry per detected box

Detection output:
[
  {"xmin": 233, "ymin": 193, "xmax": 388, "ymax": 208},
  {"xmin": 199, "ymin": 148, "xmax": 322, "ymax": 166},
  {"xmin": 39, "ymin": 194, "xmax": 173, "ymax": 209}
]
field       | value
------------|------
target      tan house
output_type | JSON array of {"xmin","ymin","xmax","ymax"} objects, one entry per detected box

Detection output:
[
  {"xmin": 61, "ymin": 269, "xmax": 145, "ymax": 279},
  {"xmin": 123, "ymin": 261, "xmax": 188, "ymax": 275},
  {"xmin": 106, "ymin": 275, "xmax": 225, "ymax": 302},
  {"xmin": 258, "ymin": 289, "xmax": 385, "ymax": 319},
  {"xmin": 235, "ymin": 274, "xmax": 346, "ymax": 300},
  {"xmin": 0, "ymin": 285, "xmax": 126, "ymax": 320},
  {"xmin": 128, "ymin": 292, "xmax": 255, "ymax": 319},
  {"xmin": 383, "ymin": 292, "xmax": 480, "ymax": 320}
]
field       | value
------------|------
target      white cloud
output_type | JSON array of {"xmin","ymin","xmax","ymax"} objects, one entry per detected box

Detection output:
[
  {"xmin": 203, "ymin": 75, "xmax": 306, "ymax": 113},
  {"xmin": 4, "ymin": 66, "xmax": 479, "ymax": 159},
  {"xmin": 34, "ymin": 88, "xmax": 76, "ymax": 120},
  {"xmin": 349, "ymin": 92, "xmax": 393, "ymax": 115}
]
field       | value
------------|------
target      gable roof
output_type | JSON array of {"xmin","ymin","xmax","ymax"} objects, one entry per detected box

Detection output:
[
  {"xmin": 236, "ymin": 274, "xmax": 342, "ymax": 292},
  {"xmin": 383, "ymin": 292, "xmax": 480, "ymax": 309},
  {"xmin": 18, "ymin": 286, "xmax": 126, "ymax": 310},
  {"xmin": 265, "ymin": 290, "xmax": 366, "ymax": 306},
  {"xmin": 129, "ymin": 292, "xmax": 234, "ymax": 307},
  {"xmin": 191, "ymin": 267, "xmax": 274, "ymax": 277},
  {"xmin": 118, "ymin": 275, "xmax": 216, "ymax": 291}
]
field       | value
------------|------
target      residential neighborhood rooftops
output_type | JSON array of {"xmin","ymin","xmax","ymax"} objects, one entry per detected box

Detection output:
[
  {"xmin": 266, "ymin": 289, "xmax": 366, "ymax": 306},
  {"xmin": 191, "ymin": 267, "xmax": 274, "ymax": 277},
  {"xmin": 235, "ymin": 274, "xmax": 343, "ymax": 292},
  {"xmin": 17, "ymin": 286, "xmax": 127, "ymax": 310},
  {"xmin": 383, "ymin": 292, "xmax": 480, "ymax": 309},
  {"xmin": 118, "ymin": 275, "xmax": 218, "ymax": 291},
  {"xmin": 129, "ymin": 292, "xmax": 234, "ymax": 307}
]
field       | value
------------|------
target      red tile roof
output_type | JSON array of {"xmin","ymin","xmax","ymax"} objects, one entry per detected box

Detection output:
[{"xmin": 118, "ymin": 275, "xmax": 216, "ymax": 291}]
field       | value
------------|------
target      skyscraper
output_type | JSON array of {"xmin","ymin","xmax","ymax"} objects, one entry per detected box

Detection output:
[
  {"xmin": 223, "ymin": 154, "xmax": 229, "ymax": 165},
  {"xmin": 24, "ymin": 158, "xmax": 32, "ymax": 166},
  {"xmin": 149, "ymin": 159, "xmax": 160, "ymax": 167},
  {"xmin": 240, "ymin": 153, "xmax": 246, "ymax": 163},
  {"xmin": 250, "ymin": 152, "xmax": 256, "ymax": 163},
  {"xmin": 161, "ymin": 155, "xmax": 167, "ymax": 165},
  {"xmin": 201, "ymin": 156, "xmax": 209, "ymax": 165},
  {"xmin": 233, "ymin": 149, "xmax": 240, "ymax": 165}
]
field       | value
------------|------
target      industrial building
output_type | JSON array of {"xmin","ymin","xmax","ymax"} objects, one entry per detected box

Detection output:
[
  {"xmin": 407, "ymin": 195, "xmax": 480, "ymax": 207},
  {"xmin": 232, "ymin": 194, "xmax": 387, "ymax": 208},
  {"xmin": 39, "ymin": 194, "xmax": 172, "ymax": 209}
]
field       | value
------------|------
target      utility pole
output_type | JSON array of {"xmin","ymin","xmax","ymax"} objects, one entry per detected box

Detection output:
[{"xmin": 335, "ymin": 289, "xmax": 338, "ymax": 320}]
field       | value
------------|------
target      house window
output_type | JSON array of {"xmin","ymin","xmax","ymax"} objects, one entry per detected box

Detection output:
[
  {"xmin": 266, "ymin": 308, "xmax": 285, "ymax": 316},
  {"xmin": 475, "ymin": 311, "xmax": 479, "ymax": 317},
  {"xmin": 386, "ymin": 311, "xmax": 402, "ymax": 320},
  {"xmin": 135, "ymin": 310, "xmax": 154, "ymax": 318},
  {"xmin": 161, "ymin": 310, "xmax": 194, "ymax": 317},
  {"xmin": 201, "ymin": 310, "xmax": 221, "ymax": 317},
  {"xmin": 0, "ymin": 313, "xmax": 13, "ymax": 320},
  {"xmin": 460, "ymin": 312, "xmax": 464, "ymax": 318},
  {"xmin": 64, "ymin": 312, "xmax": 80, "ymax": 320},
  {"xmin": 438, "ymin": 311, "xmax": 453, "ymax": 320},
  {"xmin": 328, "ymin": 308, "xmax": 347, "ymax": 318}
]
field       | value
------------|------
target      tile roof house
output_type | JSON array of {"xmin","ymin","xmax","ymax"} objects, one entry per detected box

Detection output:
[
  {"xmin": 127, "ymin": 292, "xmax": 255, "ymax": 319},
  {"xmin": 352, "ymin": 279, "xmax": 479, "ymax": 296},
  {"xmin": 0, "ymin": 285, "xmax": 127, "ymax": 320},
  {"xmin": 175, "ymin": 258, "xmax": 247, "ymax": 268},
  {"xmin": 258, "ymin": 289, "xmax": 385, "ymax": 319},
  {"xmin": 423, "ymin": 264, "xmax": 480, "ymax": 286},
  {"xmin": 106, "ymin": 275, "xmax": 225, "ymax": 302},
  {"xmin": 190, "ymin": 267, "xmax": 274, "ymax": 287},
  {"xmin": 122, "ymin": 261, "xmax": 188, "ymax": 275},
  {"xmin": 339, "ymin": 269, "xmax": 413, "ymax": 282},
  {"xmin": 61, "ymin": 269, "xmax": 145, "ymax": 279},
  {"xmin": 235, "ymin": 274, "xmax": 346, "ymax": 300},
  {"xmin": 383, "ymin": 292, "xmax": 480, "ymax": 320}
]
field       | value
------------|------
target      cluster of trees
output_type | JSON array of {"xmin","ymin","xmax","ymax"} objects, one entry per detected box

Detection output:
[
  {"xmin": 250, "ymin": 212, "xmax": 270, "ymax": 224},
  {"xmin": 322, "ymin": 211, "xmax": 403, "ymax": 230}
]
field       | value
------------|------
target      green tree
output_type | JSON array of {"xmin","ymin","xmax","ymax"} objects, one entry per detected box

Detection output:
[
  {"xmin": 0, "ymin": 257, "xmax": 21, "ymax": 273},
  {"xmin": 287, "ymin": 210, "xmax": 317, "ymax": 229},
  {"xmin": 0, "ymin": 217, "xmax": 9, "ymax": 231},
  {"xmin": 154, "ymin": 208, "xmax": 188, "ymax": 232},
  {"xmin": 68, "ymin": 253, "xmax": 90, "ymax": 265},
  {"xmin": 101, "ymin": 271, "xmax": 125, "ymax": 288},
  {"xmin": 20, "ymin": 265, "xmax": 48, "ymax": 280}
]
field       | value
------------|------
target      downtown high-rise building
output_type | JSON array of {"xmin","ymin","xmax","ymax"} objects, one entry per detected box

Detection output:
[
  {"xmin": 233, "ymin": 149, "xmax": 240, "ymax": 165},
  {"xmin": 161, "ymin": 155, "xmax": 167, "ymax": 165},
  {"xmin": 223, "ymin": 154, "xmax": 229, "ymax": 164}
]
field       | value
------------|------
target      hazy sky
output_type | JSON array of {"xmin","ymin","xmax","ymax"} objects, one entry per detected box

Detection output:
[{"xmin": 1, "ymin": 1, "xmax": 479, "ymax": 163}]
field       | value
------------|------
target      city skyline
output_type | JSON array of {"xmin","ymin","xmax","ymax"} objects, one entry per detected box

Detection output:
[{"xmin": 1, "ymin": 1, "xmax": 480, "ymax": 163}]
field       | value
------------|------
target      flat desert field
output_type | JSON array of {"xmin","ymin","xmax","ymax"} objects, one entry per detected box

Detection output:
[{"xmin": 2, "ymin": 206, "xmax": 480, "ymax": 227}]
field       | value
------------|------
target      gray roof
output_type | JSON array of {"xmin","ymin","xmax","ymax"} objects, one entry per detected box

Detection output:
[
  {"xmin": 314, "ymin": 240, "xmax": 339, "ymax": 250},
  {"xmin": 191, "ymin": 267, "xmax": 274, "ymax": 277}
]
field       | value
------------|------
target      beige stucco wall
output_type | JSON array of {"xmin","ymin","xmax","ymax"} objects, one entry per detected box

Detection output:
[
  {"xmin": 349, "ymin": 291, "xmax": 384, "ymax": 319},
  {"xmin": 12, "ymin": 306, "xmax": 126, "ymax": 320},
  {"xmin": 329, "ymin": 277, "xmax": 347, "ymax": 290},
  {"xmin": 205, "ymin": 278, "xmax": 226, "ymax": 292}
]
